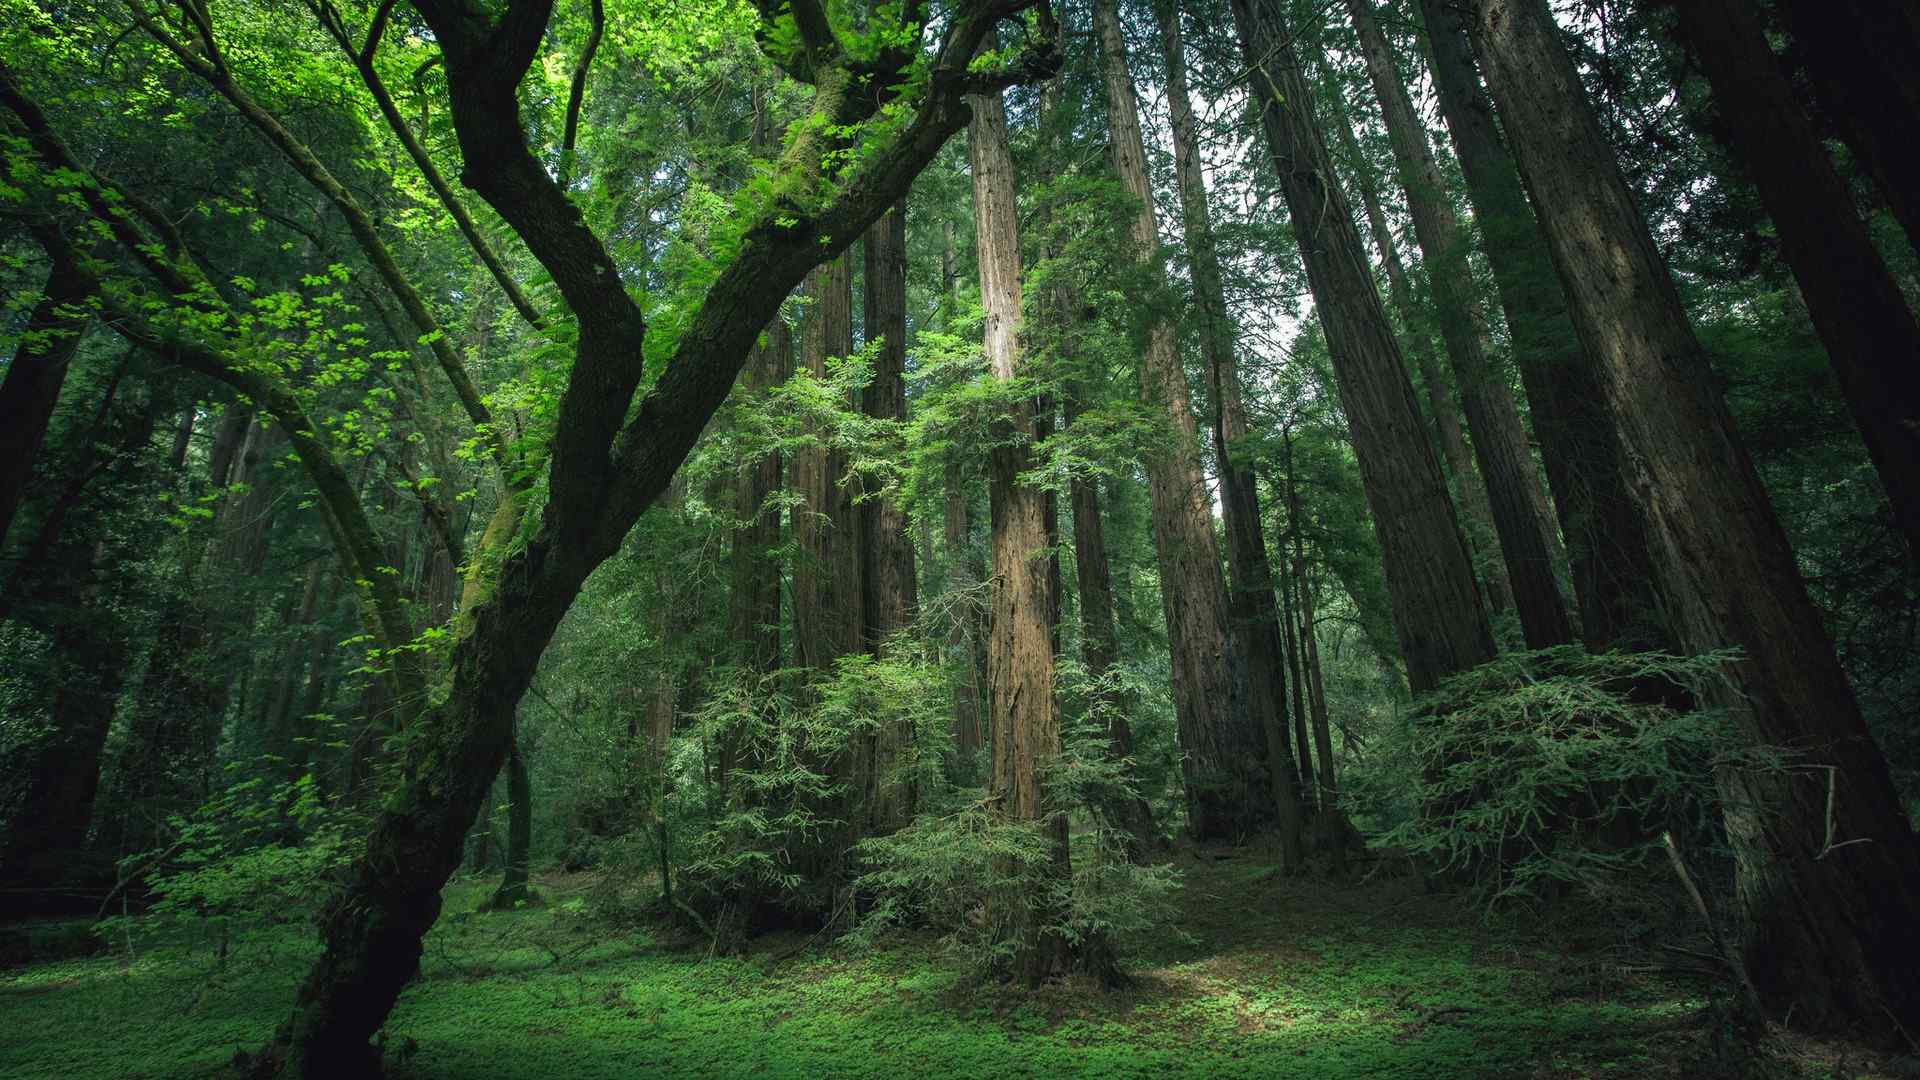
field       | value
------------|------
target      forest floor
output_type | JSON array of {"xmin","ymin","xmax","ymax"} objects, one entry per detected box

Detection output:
[{"xmin": 2, "ymin": 845, "xmax": 1909, "ymax": 1079}]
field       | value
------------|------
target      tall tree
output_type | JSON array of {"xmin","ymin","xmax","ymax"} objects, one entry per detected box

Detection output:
[
  {"xmin": 860, "ymin": 201, "xmax": 919, "ymax": 831},
  {"xmin": 1228, "ymin": 0, "xmax": 1497, "ymax": 695},
  {"xmin": 791, "ymin": 254, "xmax": 863, "ymax": 674},
  {"xmin": 1665, "ymin": 0, "xmax": 1920, "ymax": 563},
  {"xmin": 969, "ymin": 78, "xmax": 1071, "ymax": 983},
  {"xmin": 1468, "ymin": 0, "xmax": 1920, "ymax": 1038},
  {"xmin": 1093, "ymin": 0, "xmax": 1268, "ymax": 839},
  {"xmin": 0, "ymin": 227, "xmax": 90, "ymax": 552},
  {"xmin": 1773, "ymin": 0, "xmax": 1920, "ymax": 255},
  {"xmin": 1416, "ymin": 0, "xmax": 1666, "ymax": 655},
  {"xmin": 1314, "ymin": 55, "xmax": 1513, "ymax": 620},
  {"xmin": 1157, "ymin": 1, "xmax": 1304, "ymax": 864},
  {"xmin": 1342, "ymin": 0, "xmax": 1573, "ymax": 649}
]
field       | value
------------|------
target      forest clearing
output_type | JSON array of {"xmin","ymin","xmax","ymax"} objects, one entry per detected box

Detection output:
[
  {"xmin": 3, "ymin": 0, "xmax": 1917, "ymax": 1075},
  {"xmin": 8, "ymin": 852, "xmax": 1879, "ymax": 1079}
]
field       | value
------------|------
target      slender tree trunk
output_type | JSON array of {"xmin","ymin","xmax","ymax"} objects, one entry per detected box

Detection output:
[
  {"xmin": 1667, "ymin": 0, "xmax": 1920, "ymax": 563},
  {"xmin": 971, "ymin": 82, "xmax": 1072, "ymax": 983},
  {"xmin": 861, "ymin": 200, "xmax": 919, "ymax": 830},
  {"xmin": 1343, "ymin": 0, "xmax": 1572, "ymax": 648},
  {"xmin": 1470, "ymin": 0, "xmax": 1920, "ymax": 1038},
  {"xmin": 1315, "ymin": 63, "xmax": 1512, "ymax": 621},
  {"xmin": 1095, "ymin": 0, "xmax": 1267, "ymax": 839},
  {"xmin": 1774, "ymin": 0, "xmax": 1920, "ymax": 255},
  {"xmin": 1159, "ymin": 2, "xmax": 1305, "ymax": 865},
  {"xmin": 490, "ymin": 727, "xmax": 533, "ymax": 908},
  {"xmin": 1418, "ymin": 0, "xmax": 1665, "ymax": 654},
  {"xmin": 1230, "ymin": 0, "xmax": 1497, "ymax": 695}
]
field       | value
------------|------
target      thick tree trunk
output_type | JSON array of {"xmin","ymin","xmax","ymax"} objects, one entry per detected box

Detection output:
[
  {"xmin": 861, "ymin": 200, "xmax": 919, "ymax": 831},
  {"xmin": 971, "ymin": 83, "xmax": 1072, "ymax": 983},
  {"xmin": 1668, "ymin": 0, "xmax": 1920, "ymax": 563},
  {"xmin": 1095, "ymin": 0, "xmax": 1267, "ymax": 839},
  {"xmin": 1775, "ymin": 0, "xmax": 1920, "ymax": 255},
  {"xmin": 791, "ymin": 255, "xmax": 863, "ymax": 675},
  {"xmin": 1343, "ymin": 0, "xmax": 1572, "ymax": 649},
  {"xmin": 1230, "ymin": 0, "xmax": 1497, "ymax": 696},
  {"xmin": 1417, "ymin": 0, "xmax": 1664, "ymax": 654},
  {"xmin": 729, "ymin": 319, "xmax": 791, "ymax": 675},
  {"xmin": 1316, "ymin": 64, "xmax": 1513, "ymax": 620},
  {"xmin": 1159, "ymin": 3, "xmax": 1305, "ymax": 866},
  {"xmin": 0, "ymin": 244, "xmax": 90, "ymax": 551},
  {"xmin": 1470, "ymin": 0, "xmax": 1920, "ymax": 1039}
]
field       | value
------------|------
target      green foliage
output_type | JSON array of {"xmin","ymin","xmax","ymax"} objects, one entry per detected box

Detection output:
[
  {"xmin": 849, "ymin": 704, "xmax": 1181, "ymax": 973},
  {"xmin": 97, "ymin": 772, "xmax": 360, "ymax": 947},
  {"xmin": 1349, "ymin": 647, "xmax": 1761, "ymax": 907}
]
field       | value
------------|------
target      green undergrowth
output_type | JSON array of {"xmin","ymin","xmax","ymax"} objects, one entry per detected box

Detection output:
[{"xmin": 0, "ymin": 852, "xmax": 1879, "ymax": 1079}]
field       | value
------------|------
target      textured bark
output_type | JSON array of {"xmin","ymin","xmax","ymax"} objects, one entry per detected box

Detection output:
[
  {"xmin": 1315, "ymin": 55, "xmax": 1512, "ymax": 621},
  {"xmin": 860, "ymin": 200, "xmax": 919, "ymax": 831},
  {"xmin": 0, "ymin": 243, "xmax": 90, "ymax": 552},
  {"xmin": 1344, "ymin": 0, "xmax": 1572, "ymax": 649},
  {"xmin": 729, "ymin": 319, "xmax": 792, "ymax": 674},
  {"xmin": 1159, "ymin": 3, "xmax": 1304, "ymax": 864},
  {"xmin": 945, "ymin": 466, "xmax": 988, "ymax": 777},
  {"xmin": 1775, "ymin": 0, "xmax": 1920, "ymax": 255},
  {"xmin": 1231, "ymin": 0, "xmax": 1497, "ymax": 696},
  {"xmin": 1668, "ymin": 0, "xmax": 1920, "ymax": 563},
  {"xmin": 791, "ymin": 255, "xmax": 863, "ymax": 675},
  {"xmin": 1471, "ymin": 0, "xmax": 1920, "ymax": 1038},
  {"xmin": 971, "ymin": 83, "xmax": 1071, "ymax": 984},
  {"xmin": 1418, "ymin": 0, "xmax": 1664, "ymax": 653},
  {"xmin": 1095, "ymin": 0, "xmax": 1266, "ymax": 839}
]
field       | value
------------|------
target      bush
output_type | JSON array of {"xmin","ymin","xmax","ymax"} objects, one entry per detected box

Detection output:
[{"xmin": 1347, "ymin": 646, "xmax": 1771, "ymax": 907}]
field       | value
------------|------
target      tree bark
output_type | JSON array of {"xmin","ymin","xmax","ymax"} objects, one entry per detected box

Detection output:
[
  {"xmin": 1417, "ymin": 0, "xmax": 1665, "ymax": 654},
  {"xmin": 1774, "ymin": 0, "xmax": 1920, "ymax": 255},
  {"xmin": 489, "ymin": 727, "xmax": 534, "ymax": 908},
  {"xmin": 791, "ymin": 255, "xmax": 863, "ymax": 675},
  {"xmin": 1230, "ymin": 0, "xmax": 1497, "ymax": 696},
  {"xmin": 1470, "ymin": 0, "xmax": 1920, "ymax": 1038},
  {"xmin": 0, "ymin": 239, "xmax": 90, "ymax": 552},
  {"xmin": 1159, "ymin": 2, "xmax": 1304, "ymax": 864},
  {"xmin": 1095, "ymin": 0, "xmax": 1268, "ymax": 839},
  {"xmin": 1343, "ymin": 0, "xmax": 1573, "ymax": 649},
  {"xmin": 970, "ymin": 81, "xmax": 1072, "ymax": 983},
  {"xmin": 1316, "ymin": 61, "xmax": 1513, "ymax": 620},
  {"xmin": 729, "ymin": 319, "xmax": 792, "ymax": 675},
  {"xmin": 1667, "ymin": 0, "xmax": 1920, "ymax": 563},
  {"xmin": 861, "ymin": 200, "xmax": 919, "ymax": 831}
]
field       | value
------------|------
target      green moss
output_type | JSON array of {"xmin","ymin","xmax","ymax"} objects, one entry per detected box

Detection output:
[{"xmin": 0, "ymin": 861, "xmax": 1832, "ymax": 1080}]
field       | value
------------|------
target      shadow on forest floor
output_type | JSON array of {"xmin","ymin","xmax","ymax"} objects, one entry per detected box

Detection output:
[{"xmin": 2, "ymin": 845, "xmax": 1912, "ymax": 1079}]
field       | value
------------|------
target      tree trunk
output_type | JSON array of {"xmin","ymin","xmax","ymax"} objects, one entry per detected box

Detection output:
[
  {"xmin": 791, "ymin": 255, "xmax": 862, "ymax": 675},
  {"xmin": 1417, "ymin": 0, "xmax": 1665, "ymax": 654},
  {"xmin": 1774, "ymin": 0, "xmax": 1920, "ymax": 255},
  {"xmin": 970, "ymin": 82, "xmax": 1073, "ymax": 983},
  {"xmin": 1230, "ymin": 0, "xmax": 1497, "ymax": 696},
  {"xmin": 1315, "ymin": 61, "xmax": 1513, "ymax": 621},
  {"xmin": 1470, "ymin": 0, "xmax": 1920, "ymax": 1039},
  {"xmin": 489, "ymin": 727, "xmax": 533, "ymax": 908},
  {"xmin": 861, "ymin": 200, "xmax": 919, "ymax": 831},
  {"xmin": 1668, "ymin": 0, "xmax": 1920, "ymax": 563},
  {"xmin": 1095, "ymin": 0, "xmax": 1268, "ymax": 839},
  {"xmin": 729, "ymin": 319, "xmax": 791, "ymax": 675},
  {"xmin": 0, "ymin": 241, "xmax": 90, "ymax": 551},
  {"xmin": 1343, "ymin": 0, "xmax": 1573, "ymax": 649},
  {"xmin": 1159, "ymin": 2, "xmax": 1305, "ymax": 866}
]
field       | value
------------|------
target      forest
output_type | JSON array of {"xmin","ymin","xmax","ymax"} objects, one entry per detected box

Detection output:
[{"xmin": 1, "ymin": 0, "xmax": 1916, "ymax": 1075}]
